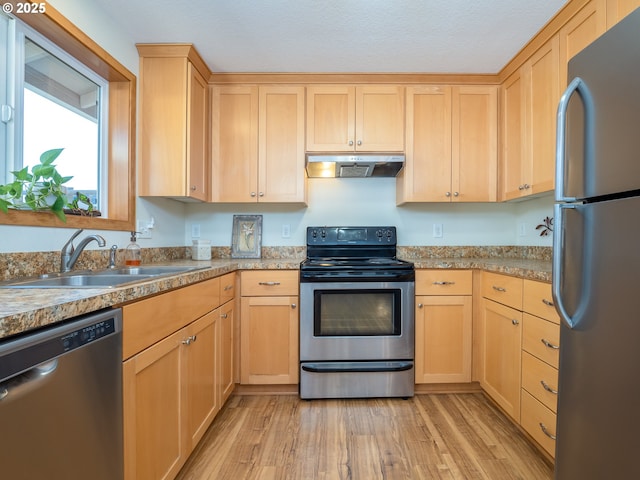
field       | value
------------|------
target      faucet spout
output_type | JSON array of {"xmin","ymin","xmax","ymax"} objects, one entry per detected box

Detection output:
[{"xmin": 60, "ymin": 229, "xmax": 106, "ymax": 272}]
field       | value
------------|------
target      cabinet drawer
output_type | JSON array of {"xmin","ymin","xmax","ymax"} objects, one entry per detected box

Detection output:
[
  {"xmin": 482, "ymin": 272, "xmax": 523, "ymax": 309},
  {"xmin": 219, "ymin": 272, "xmax": 236, "ymax": 304},
  {"xmin": 122, "ymin": 277, "xmax": 220, "ymax": 360},
  {"xmin": 240, "ymin": 270, "xmax": 299, "ymax": 296},
  {"xmin": 523, "ymin": 313, "xmax": 560, "ymax": 368},
  {"xmin": 522, "ymin": 351, "xmax": 558, "ymax": 412},
  {"xmin": 521, "ymin": 390, "xmax": 557, "ymax": 458},
  {"xmin": 416, "ymin": 270, "xmax": 472, "ymax": 295},
  {"xmin": 523, "ymin": 279, "xmax": 559, "ymax": 324}
]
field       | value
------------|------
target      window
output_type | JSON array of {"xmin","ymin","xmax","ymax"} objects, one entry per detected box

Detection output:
[
  {"xmin": 19, "ymin": 34, "xmax": 107, "ymax": 212},
  {"xmin": 0, "ymin": 8, "xmax": 135, "ymax": 230}
]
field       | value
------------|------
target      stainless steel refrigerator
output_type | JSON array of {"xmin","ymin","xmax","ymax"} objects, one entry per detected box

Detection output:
[{"xmin": 553, "ymin": 7, "xmax": 640, "ymax": 479}]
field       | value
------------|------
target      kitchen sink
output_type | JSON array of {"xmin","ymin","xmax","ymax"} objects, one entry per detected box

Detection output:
[{"xmin": 0, "ymin": 265, "xmax": 209, "ymax": 289}]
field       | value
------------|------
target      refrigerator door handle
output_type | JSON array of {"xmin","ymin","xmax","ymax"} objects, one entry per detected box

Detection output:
[
  {"xmin": 553, "ymin": 203, "xmax": 579, "ymax": 329},
  {"xmin": 555, "ymin": 76, "xmax": 595, "ymax": 202}
]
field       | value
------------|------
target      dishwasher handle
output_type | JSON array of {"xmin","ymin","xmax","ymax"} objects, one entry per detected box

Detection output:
[{"xmin": 0, "ymin": 360, "xmax": 58, "ymax": 403}]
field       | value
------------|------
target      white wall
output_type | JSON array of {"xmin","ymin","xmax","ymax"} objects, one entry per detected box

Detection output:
[
  {"xmin": 184, "ymin": 179, "xmax": 555, "ymax": 247},
  {"xmin": 0, "ymin": 0, "xmax": 554, "ymax": 253}
]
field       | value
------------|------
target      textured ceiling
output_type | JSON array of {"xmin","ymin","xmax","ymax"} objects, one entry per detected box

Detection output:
[{"xmin": 90, "ymin": 0, "xmax": 567, "ymax": 74}]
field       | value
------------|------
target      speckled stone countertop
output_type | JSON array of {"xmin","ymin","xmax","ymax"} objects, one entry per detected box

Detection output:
[
  {"xmin": 0, "ymin": 257, "xmax": 303, "ymax": 341},
  {"xmin": 0, "ymin": 247, "xmax": 551, "ymax": 341}
]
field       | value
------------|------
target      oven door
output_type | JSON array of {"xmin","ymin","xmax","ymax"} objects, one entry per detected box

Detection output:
[{"xmin": 299, "ymin": 281, "xmax": 415, "ymax": 362}]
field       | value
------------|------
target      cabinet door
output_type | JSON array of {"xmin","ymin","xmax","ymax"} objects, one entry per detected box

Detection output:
[
  {"xmin": 139, "ymin": 56, "xmax": 189, "ymax": 198},
  {"xmin": 415, "ymin": 295, "xmax": 472, "ymax": 383},
  {"xmin": 219, "ymin": 300, "xmax": 235, "ymax": 403},
  {"xmin": 525, "ymin": 36, "xmax": 560, "ymax": 196},
  {"xmin": 451, "ymin": 86, "xmax": 498, "ymax": 202},
  {"xmin": 355, "ymin": 86, "xmax": 405, "ymax": 152},
  {"xmin": 398, "ymin": 85, "xmax": 452, "ymax": 203},
  {"xmin": 482, "ymin": 298, "xmax": 522, "ymax": 421},
  {"xmin": 210, "ymin": 86, "xmax": 258, "ymax": 202},
  {"xmin": 186, "ymin": 63, "xmax": 209, "ymax": 201},
  {"xmin": 123, "ymin": 329, "xmax": 186, "ymax": 480},
  {"xmin": 606, "ymin": 0, "xmax": 640, "ymax": 28},
  {"xmin": 306, "ymin": 85, "xmax": 355, "ymax": 151},
  {"xmin": 500, "ymin": 70, "xmax": 528, "ymax": 200},
  {"xmin": 258, "ymin": 86, "xmax": 306, "ymax": 203},
  {"xmin": 185, "ymin": 311, "xmax": 218, "ymax": 451},
  {"xmin": 240, "ymin": 296, "xmax": 299, "ymax": 384},
  {"xmin": 559, "ymin": 0, "xmax": 607, "ymax": 88}
]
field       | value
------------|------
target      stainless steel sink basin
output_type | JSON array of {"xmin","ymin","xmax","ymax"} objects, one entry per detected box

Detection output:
[
  {"xmin": 0, "ymin": 265, "xmax": 209, "ymax": 289},
  {"xmin": 97, "ymin": 265, "xmax": 206, "ymax": 276}
]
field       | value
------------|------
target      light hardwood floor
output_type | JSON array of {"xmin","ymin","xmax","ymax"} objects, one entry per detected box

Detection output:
[{"xmin": 176, "ymin": 393, "xmax": 553, "ymax": 480}]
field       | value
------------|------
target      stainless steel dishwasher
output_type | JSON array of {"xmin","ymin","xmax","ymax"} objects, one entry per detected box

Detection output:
[{"xmin": 0, "ymin": 308, "xmax": 123, "ymax": 480}]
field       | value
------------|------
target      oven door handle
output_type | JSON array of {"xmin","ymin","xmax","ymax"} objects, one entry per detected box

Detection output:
[{"xmin": 301, "ymin": 361, "xmax": 413, "ymax": 373}]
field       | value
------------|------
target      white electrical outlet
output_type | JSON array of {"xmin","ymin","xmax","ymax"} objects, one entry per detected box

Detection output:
[
  {"xmin": 281, "ymin": 224, "xmax": 291, "ymax": 238},
  {"xmin": 519, "ymin": 223, "xmax": 527, "ymax": 236},
  {"xmin": 433, "ymin": 223, "xmax": 443, "ymax": 238},
  {"xmin": 136, "ymin": 219, "xmax": 152, "ymax": 239},
  {"xmin": 192, "ymin": 223, "xmax": 201, "ymax": 238}
]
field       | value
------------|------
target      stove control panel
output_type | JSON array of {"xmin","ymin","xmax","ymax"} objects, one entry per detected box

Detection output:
[{"xmin": 307, "ymin": 226, "xmax": 397, "ymax": 245}]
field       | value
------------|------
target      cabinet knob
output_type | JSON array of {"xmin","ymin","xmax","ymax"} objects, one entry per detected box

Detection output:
[
  {"xmin": 250, "ymin": 192, "xmax": 256, "ymax": 197},
  {"xmin": 291, "ymin": 303, "xmax": 297, "ymax": 309},
  {"xmin": 357, "ymin": 140, "xmax": 362, "ymax": 146},
  {"xmin": 445, "ymin": 192, "xmax": 451, "ymax": 197},
  {"xmin": 348, "ymin": 140, "xmax": 354, "ymax": 146},
  {"xmin": 221, "ymin": 313, "xmax": 228, "ymax": 319},
  {"xmin": 453, "ymin": 192, "xmax": 459, "ymax": 197},
  {"xmin": 417, "ymin": 303, "xmax": 423, "ymax": 308},
  {"xmin": 259, "ymin": 192, "xmax": 264, "ymax": 197},
  {"xmin": 190, "ymin": 185, "xmax": 197, "ymax": 191},
  {"xmin": 511, "ymin": 319, "xmax": 519, "ymax": 326},
  {"xmin": 523, "ymin": 184, "xmax": 530, "ymax": 190}
]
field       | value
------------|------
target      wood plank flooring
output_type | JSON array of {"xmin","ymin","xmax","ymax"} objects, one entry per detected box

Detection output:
[{"xmin": 176, "ymin": 393, "xmax": 553, "ymax": 480}]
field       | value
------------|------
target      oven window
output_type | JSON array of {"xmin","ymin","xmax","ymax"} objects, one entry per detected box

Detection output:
[{"xmin": 314, "ymin": 289, "xmax": 401, "ymax": 336}]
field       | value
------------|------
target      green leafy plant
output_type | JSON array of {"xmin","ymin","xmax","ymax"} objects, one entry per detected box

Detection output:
[{"xmin": 0, "ymin": 148, "xmax": 72, "ymax": 222}]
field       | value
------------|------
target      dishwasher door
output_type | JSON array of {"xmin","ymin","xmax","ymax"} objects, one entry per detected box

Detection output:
[{"xmin": 0, "ymin": 308, "xmax": 123, "ymax": 480}]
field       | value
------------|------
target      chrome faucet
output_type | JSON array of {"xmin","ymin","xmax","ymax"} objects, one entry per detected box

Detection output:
[{"xmin": 60, "ymin": 229, "xmax": 106, "ymax": 272}]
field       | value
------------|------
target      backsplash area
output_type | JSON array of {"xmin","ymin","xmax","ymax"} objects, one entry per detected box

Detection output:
[{"xmin": 0, "ymin": 245, "xmax": 551, "ymax": 282}]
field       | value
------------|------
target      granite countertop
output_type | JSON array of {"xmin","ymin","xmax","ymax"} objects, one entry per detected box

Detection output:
[{"xmin": 0, "ymin": 256, "xmax": 551, "ymax": 341}]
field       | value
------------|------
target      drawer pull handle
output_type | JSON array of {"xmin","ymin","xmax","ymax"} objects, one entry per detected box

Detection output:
[
  {"xmin": 542, "ymin": 298, "xmax": 554, "ymax": 307},
  {"xmin": 259, "ymin": 281, "xmax": 281, "ymax": 286},
  {"xmin": 539, "ymin": 422, "xmax": 557, "ymax": 440},
  {"xmin": 512, "ymin": 319, "xmax": 520, "ymax": 326},
  {"xmin": 541, "ymin": 338, "xmax": 559, "ymax": 349},
  {"xmin": 492, "ymin": 286, "xmax": 506, "ymax": 292},
  {"xmin": 224, "ymin": 285, "xmax": 233, "ymax": 291},
  {"xmin": 540, "ymin": 380, "xmax": 558, "ymax": 395},
  {"xmin": 433, "ymin": 281, "xmax": 456, "ymax": 285}
]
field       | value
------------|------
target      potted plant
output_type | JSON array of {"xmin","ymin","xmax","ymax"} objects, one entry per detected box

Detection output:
[{"xmin": 0, "ymin": 148, "xmax": 72, "ymax": 222}]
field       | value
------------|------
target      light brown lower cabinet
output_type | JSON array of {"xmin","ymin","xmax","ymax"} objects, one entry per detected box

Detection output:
[
  {"xmin": 415, "ymin": 270, "xmax": 473, "ymax": 383},
  {"xmin": 240, "ymin": 270, "xmax": 299, "ymax": 385},
  {"xmin": 122, "ymin": 275, "xmax": 235, "ymax": 480}
]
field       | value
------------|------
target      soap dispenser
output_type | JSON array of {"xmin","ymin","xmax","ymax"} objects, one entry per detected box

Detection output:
[{"xmin": 125, "ymin": 231, "xmax": 141, "ymax": 266}]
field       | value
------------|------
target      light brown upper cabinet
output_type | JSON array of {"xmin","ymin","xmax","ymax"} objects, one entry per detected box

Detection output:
[
  {"xmin": 137, "ymin": 44, "xmax": 210, "ymax": 202},
  {"xmin": 306, "ymin": 85, "xmax": 405, "ymax": 152},
  {"xmin": 501, "ymin": 37, "xmax": 559, "ymax": 200},
  {"xmin": 211, "ymin": 85, "xmax": 306, "ymax": 203},
  {"xmin": 397, "ymin": 85, "xmax": 497, "ymax": 203},
  {"xmin": 606, "ymin": 0, "xmax": 640, "ymax": 27},
  {"xmin": 559, "ymin": 0, "xmax": 607, "ymax": 88}
]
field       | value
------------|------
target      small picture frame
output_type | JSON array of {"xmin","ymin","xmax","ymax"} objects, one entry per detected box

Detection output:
[{"xmin": 231, "ymin": 215, "xmax": 263, "ymax": 258}]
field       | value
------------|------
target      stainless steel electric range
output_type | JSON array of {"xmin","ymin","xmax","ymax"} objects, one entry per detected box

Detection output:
[{"xmin": 299, "ymin": 226, "xmax": 415, "ymax": 399}]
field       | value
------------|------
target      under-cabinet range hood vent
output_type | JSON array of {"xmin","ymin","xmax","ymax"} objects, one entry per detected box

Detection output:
[{"xmin": 305, "ymin": 154, "xmax": 405, "ymax": 178}]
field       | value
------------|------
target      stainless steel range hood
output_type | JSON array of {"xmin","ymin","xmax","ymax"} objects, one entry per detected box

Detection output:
[{"xmin": 305, "ymin": 154, "xmax": 405, "ymax": 178}]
